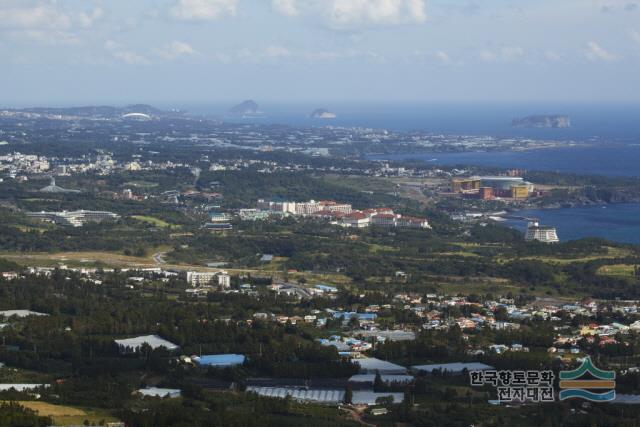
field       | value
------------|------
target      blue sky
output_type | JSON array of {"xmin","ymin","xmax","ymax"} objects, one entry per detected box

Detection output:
[{"xmin": 1, "ymin": 0, "xmax": 639, "ymax": 106}]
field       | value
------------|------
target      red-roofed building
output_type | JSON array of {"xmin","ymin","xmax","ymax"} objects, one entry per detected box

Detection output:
[
  {"xmin": 342, "ymin": 212, "xmax": 370, "ymax": 228},
  {"xmin": 370, "ymin": 213, "xmax": 399, "ymax": 227},
  {"xmin": 311, "ymin": 210, "xmax": 347, "ymax": 219}
]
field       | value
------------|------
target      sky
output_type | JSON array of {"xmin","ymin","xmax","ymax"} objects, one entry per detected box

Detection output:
[{"xmin": 1, "ymin": 0, "xmax": 639, "ymax": 106}]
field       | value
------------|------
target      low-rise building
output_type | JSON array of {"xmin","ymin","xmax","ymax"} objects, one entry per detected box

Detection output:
[{"xmin": 26, "ymin": 210, "xmax": 120, "ymax": 227}]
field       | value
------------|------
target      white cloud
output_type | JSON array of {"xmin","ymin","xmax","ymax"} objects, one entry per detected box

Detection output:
[
  {"xmin": 264, "ymin": 45, "xmax": 291, "ymax": 58},
  {"xmin": 302, "ymin": 49, "xmax": 385, "ymax": 63},
  {"xmin": 268, "ymin": 0, "xmax": 427, "ymax": 29},
  {"xmin": 112, "ymin": 50, "xmax": 151, "ymax": 65},
  {"xmin": 170, "ymin": 0, "xmax": 237, "ymax": 21},
  {"xmin": 77, "ymin": 7, "xmax": 104, "ymax": 29},
  {"xmin": 544, "ymin": 50, "xmax": 561, "ymax": 61},
  {"xmin": 630, "ymin": 29, "xmax": 640, "ymax": 46},
  {"xmin": 155, "ymin": 41, "xmax": 199, "ymax": 60},
  {"xmin": 478, "ymin": 46, "xmax": 524, "ymax": 63},
  {"xmin": 10, "ymin": 29, "xmax": 81, "ymax": 46},
  {"xmin": 214, "ymin": 45, "xmax": 292, "ymax": 63},
  {"xmin": 0, "ymin": 3, "xmax": 71, "ymax": 30},
  {"xmin": 478, "ymin": 49, "xmax": 497, "ymax": 62},
  {"xmin": 272, "ymin": 0, "xmax": 298, "ymax": 17},
  {"xmin": 325, "ymin": 0, "xmax": 427, "ymax": 28},
  {"xmin": 105, "ymin": 40, "xmax": 150, "ymax": 65},
  {"xmin": 104, "ymin": 40, "xmax": 119, "ymax": 51},
  {"xmin": 303, "ymin": 51, "xmax": 345, "ymax": 61},
  {"xmin": 435, "ymin": 50, "xmax": 452, "ymax": 64},
  {"xmin": 584, "ymin": 41, "xmax": 617, "ymax": 61},
  {"xmin": 212, "ymin": 45, "xmax": 387, "ymax": 64},
  {"xmin": 0, "ymin": 2, "xmax": 103, "ymax": 45}
]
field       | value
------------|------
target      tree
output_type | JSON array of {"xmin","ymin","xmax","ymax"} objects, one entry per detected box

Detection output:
[
  {"xmin": 344, "ymin": 385, "xmax": 353, "ymax": 404},
  {"xmin": 374, "ymin": 371, "xmax": 384, "ymax": 392}
]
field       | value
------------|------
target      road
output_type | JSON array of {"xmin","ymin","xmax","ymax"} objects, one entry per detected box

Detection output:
[{"xmin": 152, "ymin": 252, "xmax": 167, "ymax": 265}]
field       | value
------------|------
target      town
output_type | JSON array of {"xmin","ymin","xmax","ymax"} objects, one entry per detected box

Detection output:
[{"xmin": 0, "ymin": 108, "xmax": 639, "ymax": 426}]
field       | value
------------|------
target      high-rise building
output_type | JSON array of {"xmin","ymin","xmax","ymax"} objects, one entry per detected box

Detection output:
[{"xmin": 525, "ymin": 222, "xmax": 559, "ymax": 243}]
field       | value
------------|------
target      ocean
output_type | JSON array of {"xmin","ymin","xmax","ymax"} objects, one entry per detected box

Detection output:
[
  {"xmin": 370, "ymin": 146, "xmax": 640, "ymax": 244},
  {"xmin": 503, "ymin": 204, "xmax": 640, "ymax": 245},
  {"xmin": 369, "ymin": 145, "xmax": 640, "ymax": 177},
  {"xmin": 182, "ymin": 102, "xmax": 640, "ymax": 141},
  {"xmin": 183, "ymin": 102, "xmax": 640, "ymax": 244}
]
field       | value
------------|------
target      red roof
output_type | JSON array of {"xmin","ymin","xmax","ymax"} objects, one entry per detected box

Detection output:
[
  {"xmin": 373, "ymin": 213, "xmax": 396, "ymax": 219},
  {"xmin": 313, "ymin": 210, "xmax": 346, "ymax": 218},
  {"xmin": 345, "ymin": 212, "xmax": 367, "ymax": 220}
]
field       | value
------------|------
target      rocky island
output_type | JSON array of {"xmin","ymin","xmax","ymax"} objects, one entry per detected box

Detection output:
[
  {"xmin": 228, "ymin": 100, "xmax": 262, "ymax": 117},
  {"xmin": 310, "ymin": 108, "xmax": 337, "ymax": 119},
  {"xmin": 512, "ymin": 115, "xmax": 571, "ymax": 128}
]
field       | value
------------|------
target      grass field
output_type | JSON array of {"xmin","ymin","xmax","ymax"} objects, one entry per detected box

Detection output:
[
  {"xmin": 5, "ymin": 401, "xmax": 119, "ymax": 426},
  {"xmin": 131, "ymin": 215, "xmax": 173, "ymax": 228},
  {"xmin": 0, "ymin": 250, "xmax": 350, "ymax": 284},
  {"xmin": 598, "ymin": 264, "xmax": 638, "ymax": 277},
  {"xmin": 507, "ymin": 246, "xmax": 634, "ymax": 265}
]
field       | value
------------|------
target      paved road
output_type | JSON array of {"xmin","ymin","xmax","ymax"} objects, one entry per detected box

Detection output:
[{"xmin": 152, "ymin": 252, "xmax": 167, "ymax": 265}]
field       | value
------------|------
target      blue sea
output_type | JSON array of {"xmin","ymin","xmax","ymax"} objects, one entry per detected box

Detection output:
[
  {"xmin": 372, "ymin": 146, "xmax": 640, "ymax": 244},
  {"xmin": 503, "ymin": 204, "xmax": 640, "ymax": 245},
  {"xmin": 182, "ymin": 102, "xmax": 640, "ymax": 141},
  {"xmin": 182, "ymin": 102, "xmax": 640, "ymax": 244},
  {"xmin": 370, "ymin": 145, "xmax": 640, "ymax": 177}
]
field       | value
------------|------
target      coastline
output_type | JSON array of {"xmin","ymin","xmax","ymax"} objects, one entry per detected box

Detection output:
[{"xmin": 502, "ymin": 203, "xmax": 640, "ymax": 244}]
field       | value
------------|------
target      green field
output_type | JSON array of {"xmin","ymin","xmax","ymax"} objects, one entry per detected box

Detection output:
[
  {"xmin": 598, "ymin": 264, "xmax": 638, "ymax": 277},
  {"xmin": 131, "ymin": 215, "xmax": 173, "ymax": 228}
]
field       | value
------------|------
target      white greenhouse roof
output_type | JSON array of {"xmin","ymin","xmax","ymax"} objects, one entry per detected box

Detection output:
[
  {"xmin": 115, "ymin": 334, "xmax": 179, "ymax": 351},
  {"xmin": 137, "ymin": 387, "xmax": 181, "ymax": 398},
  {"xmin": 411, "ymin": 362, "xmax": 494, "ymax": 373},
  {"xmin": 0, "ymin": 310, "xmax": 48, "ymax": 318},
  {"xmin": 246, "ymin": 387, "xmax": 344, "ymax": 403},
  {"xmin": 349, "ymin": 374, "xmax": 414, "ymax": 383},
  {"xmin": 354, "ymin": 358, "xmax": 407, "ymax": 374}
]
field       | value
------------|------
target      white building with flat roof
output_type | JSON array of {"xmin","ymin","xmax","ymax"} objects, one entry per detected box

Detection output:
[
  {"xmin": 26, "ymin": 210, "xmax": 119, "ymax": 227},
  {"xmin": 525, "ymin": 221, "xmax": 559, "ymax": 243},
  {"xmin": 186, "ymin": 271, "xmax": 231, "ymax": 288}
]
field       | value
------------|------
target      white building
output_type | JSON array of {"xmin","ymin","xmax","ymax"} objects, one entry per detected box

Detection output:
[
  {"xmin": 186, "ymin": 271, "xmax": 231, "ymax": 288},
  {"xmin": 342, "ymin": 212, "xmax": 370, "ymax": 228},
  {"xmin": 26, "ymin": 210, "xmax": 120, "ymax": 227},
  {"xmin": 525, "ymin": 221, "xmax": 559, "ymax": 243},
  {"xmin": 257, "ymin": 199, "xmax": 352, "ymax": 216},
  {"xmin": 217, "ymin": 273, "xmax": 231, "ymax": 288}
]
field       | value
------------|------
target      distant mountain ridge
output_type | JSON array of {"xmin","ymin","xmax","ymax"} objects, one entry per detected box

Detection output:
[{"xmin": 7, "ymin": 104, "xmax": 182, "ymax": 118}]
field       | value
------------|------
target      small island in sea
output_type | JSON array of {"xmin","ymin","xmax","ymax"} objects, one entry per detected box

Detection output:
[
  {"xmin": 512, "ymin": 115, "xmax": 571, "ymax": 128},
  {"xmin": 228, "ymin": 100, "xmax": 262, "ymax": 117},
  {"xmin": 310, "ymin": 108, "xmax": 337, "ymax": 119}
]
